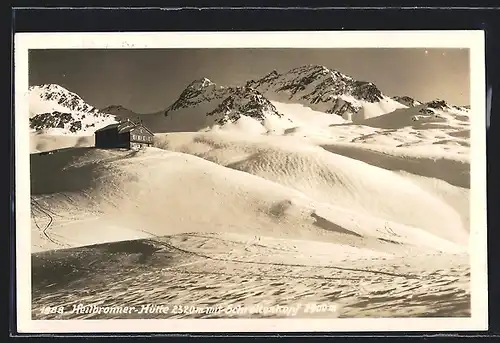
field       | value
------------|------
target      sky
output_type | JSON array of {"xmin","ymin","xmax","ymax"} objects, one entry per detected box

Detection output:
[{"xmin": 29, "ymin": 48, "xmax": 470, "ymax": 114}]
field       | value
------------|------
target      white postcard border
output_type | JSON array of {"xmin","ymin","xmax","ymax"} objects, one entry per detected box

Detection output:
[{"xmin": 14, "ymin": 30, "xmax": 488, "ymax": 333}]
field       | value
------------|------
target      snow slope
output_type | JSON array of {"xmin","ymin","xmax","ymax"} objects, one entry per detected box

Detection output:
[
  {"xmin": 292, "ymin": 99, "xmax": 472, "ymax": 157},
  {"xmin": 154, "ymin": 132, "xmax": 468, "ymax": 246},
  {"xmin": 358, "ymin": 100, "xmax": 471, "ymax": 130},
  {"xmin": 120, "ymin": 99, "xmax": 349, "ymax": 137},
  {"xmin": 31, "ymin": 146, "xmax": 466, "ymax": 254},
  {"xmin": 319, "ymin": 142, "xmax": 470, "ymax": 188}
]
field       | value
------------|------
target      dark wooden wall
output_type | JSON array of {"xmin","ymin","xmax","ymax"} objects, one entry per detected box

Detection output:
[{"xmin": 95, "ymin": 129, "xmax": 130, "ymax": 149}]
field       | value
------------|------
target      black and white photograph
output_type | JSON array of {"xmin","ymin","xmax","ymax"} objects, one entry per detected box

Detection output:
[{"xmin": 14, "ymin": 31, "xmax": 488, "ymax": 333}]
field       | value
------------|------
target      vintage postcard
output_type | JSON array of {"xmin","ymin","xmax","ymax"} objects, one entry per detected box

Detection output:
[{"xmin": 14, "ymin": 31, "xmax": 488, "ymax": 333}]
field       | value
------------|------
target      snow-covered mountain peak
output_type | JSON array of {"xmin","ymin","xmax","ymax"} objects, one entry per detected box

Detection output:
[
  {"xmin": 162, "ymin": 79, "xmax": 285, "ymax": 131},
  {"xmin": 246, "ymin": 65, "xmax": 405, "ymax": 121},
  {"xmin": 102, "ymin": 104, "xmax": 127, "ymax": 111},
  {"xmin": 390, "ymin": 96, "xmax": 469, "ymax": 115},
  {"xmin": 251, "ymin": 64, "xmax": 383, "ymax": 102},
  {"xmin": 165, "ymin": 78, "xmax": 225, "ymax": 113},
  {"xmin": 206, "ymin": 86, "xmax": 283, "ymax": 125},
  {"xmin": 420, "ymin": 99, "xmax": 470, "ymax": 114},
  {"xmin": 392, "ymin": 96, "xmax": 423, "ymax": 107},
  {"xmin": 187, "ymin": 77, "xmax": 215, "ymax": 90},
  {"xmin": 288, "ymin": 64, "xmax": 332, "ymax": 76},
  {"xmin": 29, "ymin": 84, "xmax": 118, "ymax": 134},
  {"xmin": 426, "ymin": 99, "xmax": 450, "ymax": 110},
  {"xmin": 29, "ymin": 83, "xmax": 98, "ymax": 115},
  {"xmin": 31, "ymin": 83, "xmax": 72, "ymax": 94},
  {"xmin": 100, "ymin": 105, "xmax": 142, "ymax": 122}
]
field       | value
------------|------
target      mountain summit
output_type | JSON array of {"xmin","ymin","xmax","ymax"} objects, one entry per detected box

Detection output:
[
  {"xmin": 29, "ymin": 84, "xmax": 101, "ymax": 116},
  {"xmin": 391, "ymin": 96, "xmax": 423, "ymax": 107},
  {"xmin": 165, "ymin": 77, "xmax": 225, "ymax": 113},
  {"xmin": 28, "ymin": 84, "xmax": 117, "ymax": 134},
  {"xmin": 163, "ymin": 79, "xmax": 283, "ymax": 131},
  {"xmin": 246, "ymin": 65, "xmax": 407, "ymax": 121}
]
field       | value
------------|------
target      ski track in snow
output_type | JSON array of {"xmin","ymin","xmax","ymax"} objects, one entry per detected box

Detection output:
[
  {"xmin": 32, "ymin": 234, "xmax": 470, "ymax": 319},
  {"xmin": 29, "ymin": 94, "xmax": 473, "ymax": 319}
]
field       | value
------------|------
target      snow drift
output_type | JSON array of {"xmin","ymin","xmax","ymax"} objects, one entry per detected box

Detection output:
[
  {"xmin": 154, "ymin": 132, "xmax": 468, "ymax": 246},
  {"xmin": 31, "ymin": 146, "xmax": 466, "ymax": 254}
]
